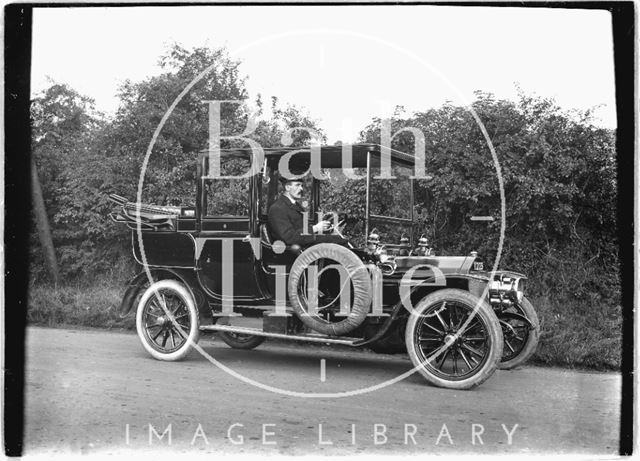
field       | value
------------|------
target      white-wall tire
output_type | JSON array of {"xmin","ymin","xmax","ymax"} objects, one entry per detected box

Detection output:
[{"xmin": 135, "ymin": 279, "xmax": 200, "ymax": 361}]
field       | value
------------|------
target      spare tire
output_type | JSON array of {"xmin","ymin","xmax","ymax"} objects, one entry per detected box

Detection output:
[{"xmin": 288, "ymin": 243, "xmax": 372, "ymax": 335}]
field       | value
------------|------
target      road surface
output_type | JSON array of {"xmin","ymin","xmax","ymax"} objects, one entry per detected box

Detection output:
[{"xmin": 24, "ymin": 327, "xmax": 621, "ymax": 456}]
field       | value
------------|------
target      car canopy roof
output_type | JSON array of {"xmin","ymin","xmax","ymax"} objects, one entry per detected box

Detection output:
[{"xmin": 198, "ymin": 143, "xmax": 415, "ymax": 171}]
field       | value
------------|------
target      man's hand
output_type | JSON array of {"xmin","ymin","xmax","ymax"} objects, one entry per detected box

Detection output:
[{"xmin": 312, "ymin": 220, "xmax": 332, "ymax": 234}]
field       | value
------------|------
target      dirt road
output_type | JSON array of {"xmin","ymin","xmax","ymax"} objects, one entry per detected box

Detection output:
[{"xmin": 24, "ymin": 327, "xmax": 621, "ymax": 456}]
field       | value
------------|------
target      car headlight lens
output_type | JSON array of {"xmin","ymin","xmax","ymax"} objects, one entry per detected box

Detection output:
[{"xmin": 489, "ymin": 274, "xmax": 525, "ymax": 304}]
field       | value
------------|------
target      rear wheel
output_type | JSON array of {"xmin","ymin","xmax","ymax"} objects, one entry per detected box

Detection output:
[
  {"xmin": 136, "ymin": 279, "xmax": 200, "ymax": 361},
  {"xmin": 405, "ymin": 289, "xmax": 503, "ymax": 390},
  {"xmin": 497, "ymin": 297, "xmax": 540, "ymax": 369},
  {"xmin": 218, "ymin": 332, "xmax": 266, "ymax": 350}
]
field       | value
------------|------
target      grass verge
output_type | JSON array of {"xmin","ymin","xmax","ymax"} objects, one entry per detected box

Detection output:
[
  {"xmin": 530, "ymin": 294, "xmax": 621, "ymax": 370},
  {"xmin": 28, "ymin": 283, "xmax": 135, "ymax": 330}
]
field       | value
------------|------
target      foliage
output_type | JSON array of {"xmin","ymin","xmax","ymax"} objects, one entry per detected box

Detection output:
[
  {"xmin": 359, "ymin": 92, "xmax": 617, "ymax": 263},
  {"xmin": 358, "ymin": 92, "xmax": 620, "ymax": 368},
  {"xmin": 30, "ymin": 82, "xmax": 107, "ymax": 281},
  {"xmin": 30, "ymin": 43, "xmax": 325, "ymax": 280}
]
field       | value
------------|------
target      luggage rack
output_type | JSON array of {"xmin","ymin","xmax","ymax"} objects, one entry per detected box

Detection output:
[{"xmin": 108, "ymin": 193, "xmax": 181, "ymax": 231}]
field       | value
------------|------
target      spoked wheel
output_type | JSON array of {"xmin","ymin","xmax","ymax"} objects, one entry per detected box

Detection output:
[
  {"xmin": 136, "ymin": 279, "xmax": 200, "ymax": 361},
  {"xmin": 498, "ymin": 297, "xmax": 540, "ymax": 369},
  {"xmin": 218, "ymin": 331, "xmax": 266, "ymax": 350},
  {"xmin": 405, "ymin": 289, "xmax": 503, "ymax": 390}
]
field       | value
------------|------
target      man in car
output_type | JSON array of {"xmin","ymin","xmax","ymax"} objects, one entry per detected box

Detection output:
[{"xmin": 268, "ymin": 176, "xmax": 347, "ymax": 247}]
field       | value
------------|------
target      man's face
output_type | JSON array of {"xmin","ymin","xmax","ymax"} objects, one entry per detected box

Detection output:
[{"xmin": 285, "ymin": 181, "xmax": 304, "ymax": 200}]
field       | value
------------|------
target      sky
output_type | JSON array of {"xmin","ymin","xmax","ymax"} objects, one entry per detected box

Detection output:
[{"xmin": 31, "ymin": 5, "xmax": 616, "ymax": 143}]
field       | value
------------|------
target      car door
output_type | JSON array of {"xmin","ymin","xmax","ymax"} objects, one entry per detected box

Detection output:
[{"xmin": 196, "ymin": 152, "xmax": 268, "ymax": 302}]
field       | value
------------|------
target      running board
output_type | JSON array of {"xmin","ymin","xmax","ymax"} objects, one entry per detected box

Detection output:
[{"xmin": 200, "ymin": 324, "xmax": 362, "ymax": 346}]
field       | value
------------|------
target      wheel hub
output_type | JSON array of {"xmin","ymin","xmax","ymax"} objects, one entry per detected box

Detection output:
[{"xmin": 444, "ymin": 333, "xmax": 458, "ymax": 345}]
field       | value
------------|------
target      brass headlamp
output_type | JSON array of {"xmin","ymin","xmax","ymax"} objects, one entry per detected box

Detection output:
[{"xmin": 488, "ymin": 274, "xmax": 525, "ymax": 305}]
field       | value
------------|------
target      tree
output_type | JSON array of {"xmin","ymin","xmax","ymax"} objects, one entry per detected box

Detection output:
[
  {"xmin": 31, "ymin": 43, "xmax": 326, "ymax": 280},
  {"xmin": 359, "ymin": 91, "xmax": 617, "ymax": 300},
  {"xmin": 30, "ymin": 82, "xmax": 105, "ymax": 281}
]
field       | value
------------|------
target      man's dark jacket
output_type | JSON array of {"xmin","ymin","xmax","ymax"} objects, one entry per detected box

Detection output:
[{"xmin": 267, "ymin": 195, "xmax": 346, "ymax": 246}]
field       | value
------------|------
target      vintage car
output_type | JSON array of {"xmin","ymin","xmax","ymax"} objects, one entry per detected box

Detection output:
[{"xmin": 109, "ymin": 143, "xmax": 539, "ymax": 390}]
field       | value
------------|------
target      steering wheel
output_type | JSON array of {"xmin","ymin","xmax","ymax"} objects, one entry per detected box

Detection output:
[
  {"xmin": 321, "ymin": 212, "xmax": 344, "ymax": 233},
  {"xmin": 332, "ymin": 222, "xmax": 346, "ymax": 239},
  {"xmin": 321, "ymin": 212, "xmax": 354, "ymax": 247}
]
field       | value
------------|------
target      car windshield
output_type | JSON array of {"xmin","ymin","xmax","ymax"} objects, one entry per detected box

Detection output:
[{"xmin": 319, "ymin": 157, "xmax": 414, "ymax": 248}]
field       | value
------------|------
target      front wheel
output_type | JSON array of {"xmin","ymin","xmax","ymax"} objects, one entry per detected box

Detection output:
[
  {"xmin": 405, "ymin": 289, "xmax": 503, "ymax": 390},
  {"xmin": 498, "ymin": 297, "xmax": 540, "ymax": 369},
  {"xmin": 135, "ymin": 279, "xmax": 200, "ymax": 361}
]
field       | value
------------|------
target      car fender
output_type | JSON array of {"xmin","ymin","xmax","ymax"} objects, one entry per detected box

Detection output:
[
  {"xmin": 118, "ymin": 268, "xmax": 199, "ymax": 317},
  {"xmin": 498, "ymin": 310, "xmax": 534, "ymax": 328}
]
